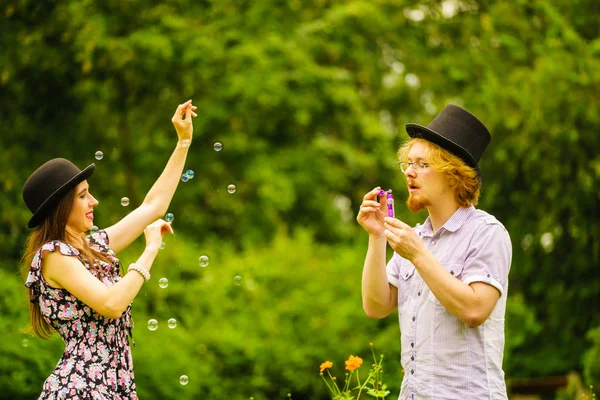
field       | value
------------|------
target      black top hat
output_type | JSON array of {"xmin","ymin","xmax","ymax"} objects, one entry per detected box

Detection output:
[
  {"xmin": 22, "ymin": 158, "xmax": 95, "ymax": 228},
  {"xmin": 405, "ymin": 104, "xmax": 491, "ymax": 175}
]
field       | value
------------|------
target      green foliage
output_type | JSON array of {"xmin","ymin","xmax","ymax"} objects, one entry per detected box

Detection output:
[
  {"xmin": 554, "ymin": 371, "xmax": 597, "ymax": 400},
  {"xmin": 473, "ymin": 1, "xmax": 600, "ymax": 375},
  {"xmin": 0, "ymin": 267, "xmax": 65, "ymax": 400},
  {"xmin": 1, "ymin": 231, "xmax": 402, "ymax": 399},
  {"xmin": 504, "ymin": 292, "xmax": 542, "ymax": 366},
  {"xmin": 1, "ymin": 0, "xmax": 599, "ymax": 395},
  {"xmin": 583, "ymin": 326, "xmax": 600, "ymax": 393}
]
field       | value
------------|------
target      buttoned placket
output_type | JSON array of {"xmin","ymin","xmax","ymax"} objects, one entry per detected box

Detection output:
[
  {"xmin": 408, "ymin": 277, "xmax": 420, "ymax": 382},
  {"xmin": 414, "ymin": 230, "xmax": 441, "ymax": 381},
  {"xmin": 406, "ymin": 231, "xmax": 427, "ymax": 394},
  {"xmin": 409, "ymin": 230, "xmax": 440, "ymax": 385}
]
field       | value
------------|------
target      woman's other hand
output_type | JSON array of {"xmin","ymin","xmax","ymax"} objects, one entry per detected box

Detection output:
[{"xmin": 143, "ymin": 219, "xmax": 174, "ymax": 253}]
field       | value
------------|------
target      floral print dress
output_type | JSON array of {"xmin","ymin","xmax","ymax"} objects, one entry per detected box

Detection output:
[{"xmin": 25, "ymin": 230, "xmax": 137, "ymax": 400}]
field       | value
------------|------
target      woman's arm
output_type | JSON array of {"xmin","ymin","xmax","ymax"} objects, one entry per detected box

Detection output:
[
  {"xmin": 105, "ymin": 100, "xmax": 197, "ymax": 253},
  {"xmin": 43, "ymin": 220, "xmax": 172, "ymax": 319}
]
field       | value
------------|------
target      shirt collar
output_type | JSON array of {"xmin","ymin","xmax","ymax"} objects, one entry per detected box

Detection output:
[{"xmin": 417, "ymin": 206, "xmax": 476, "ymax": 237}]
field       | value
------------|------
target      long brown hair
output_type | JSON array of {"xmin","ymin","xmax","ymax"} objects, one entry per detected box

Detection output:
[{"xmin": 21, "ymin": 186, "xmax": 113, "ymax": 339}]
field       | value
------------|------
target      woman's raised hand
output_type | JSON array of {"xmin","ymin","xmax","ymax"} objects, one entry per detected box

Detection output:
[{"xmin": 171, "ymin": 100, "xmax": 198, "ymax": 142}]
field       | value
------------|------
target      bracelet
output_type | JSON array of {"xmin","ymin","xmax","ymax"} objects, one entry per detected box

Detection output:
[{"xmin": 128, "ymin": 264, "xmax": 151, "ymax": 282}]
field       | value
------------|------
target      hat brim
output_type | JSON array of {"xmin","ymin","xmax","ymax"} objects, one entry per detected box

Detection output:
[
  {"xmin": 27, "ymin": 164, "xmax": 96, "ymax": 228},
  {"xmin": 405, "ymin": 123, "xmax": 481, "ymax": 174}
]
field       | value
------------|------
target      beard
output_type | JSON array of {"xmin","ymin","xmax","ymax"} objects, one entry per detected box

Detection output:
[{"xmin": 406, "ymin": 193, "xmax": 431, "ymax": 213}]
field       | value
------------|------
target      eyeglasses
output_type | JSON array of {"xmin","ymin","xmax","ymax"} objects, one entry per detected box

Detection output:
[{"xmin": 400, "ymin": 161, "xmax": 430, "ymax": 173}]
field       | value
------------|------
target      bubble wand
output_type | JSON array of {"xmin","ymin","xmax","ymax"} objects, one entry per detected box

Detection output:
[{"xmin": 379, "ymin": 189, "xmax": 395, "ymax": 218}]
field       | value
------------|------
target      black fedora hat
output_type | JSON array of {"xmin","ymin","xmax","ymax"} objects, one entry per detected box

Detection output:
[
  {"xmin": 22, "ymin": 158, "xmax": 95, "ymax": 228},
  {"xmin": 406, "ymin": 105, "xmax": 491, "ymax": 175}
]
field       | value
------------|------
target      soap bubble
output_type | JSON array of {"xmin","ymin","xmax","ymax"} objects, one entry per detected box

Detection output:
[
  {"xmin": 185, "ymin": 170, "xmax": 195, "ymax": 179},
  {"xmin": 121, "ymin": 197, "xmax": 130, "ymax": 206},
  {"xmin": 213, "ymin": 142, "xmax": 222, "ymax": 151},
  {"xmin": 179, "ymin": 375, "xmax": 189, "ymax": 385},
  {"xmin": 22, "ymin": 338, "xmax": 29, "ymax": 347},
  {"xmin": 160, "ymin": 242, "xmax": 166, "ymax": 250},
  {"xmin": 159, "ymin": 278, "xmax": 169, "ymax": 288},
  {"xmin": 167, "ymin": 318, "xmax": 178, "ymax": 329},
  {"xmin": 227, "ymin": 184, "xmax": 236, "ymax": 194},
  {"xmin": 233, "ymin": 275, "xmax": 243, "ymax": 286},
  {"xmin": 165, "ymin": 213, "xmax": 174, "ymax": 222},
  {"xmin": 94, "ymin": 151, "xmax": 104, "ymax": 160},
  {"xmin": 91, "ymin": 225, "xmax": 99, "ymax": 232},
  {"xmin": 198, "ymin": 255, "xmax": 209, "ymax": 268},
  {"xmin": 147, "ymin": 319, "xmax": 158, "ymax": 331},
  {"xmin": 181, "ymin": 174, "xmax": 189, "ymax": 182}
]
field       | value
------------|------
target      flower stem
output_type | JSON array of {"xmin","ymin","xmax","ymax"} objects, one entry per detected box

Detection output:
[
  {"xmin": 326, "ymin": 370, "xmax": 342, "ymax": 396},
  {"xmin": 357, "ymin": 369, "xmax": 377, "ymax": 399},
  {"xmin": 321, "ymin": 374, "xmax": 336, "ymax": 396},
  {"xmin": 343, "ymin": 372, "xmax": 351, "ymax": 392}
]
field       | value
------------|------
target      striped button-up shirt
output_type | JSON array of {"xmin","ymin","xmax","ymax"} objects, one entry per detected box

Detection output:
[{"xmin": 386, "ymin": 206, "xmax": 512, "ymax": 400}]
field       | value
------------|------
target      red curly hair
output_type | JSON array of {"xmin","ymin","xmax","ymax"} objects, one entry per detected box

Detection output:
[{"xmin": 397, "ymin": 138, "xmax": 481, "ymax": 207}]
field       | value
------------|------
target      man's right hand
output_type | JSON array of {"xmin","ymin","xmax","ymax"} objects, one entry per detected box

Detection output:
[{"xmin": 356, "ymin": 187, "xmax": 387, "ymax": 237}]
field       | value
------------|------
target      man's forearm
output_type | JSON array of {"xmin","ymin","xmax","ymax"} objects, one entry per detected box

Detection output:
[
  {"xmin": 411, "ymin": 250, "xmax": 484, "ymax": 326},
  {"xmin": 362, "ymin": 235, "xmax": 395, "ymax": 318}
]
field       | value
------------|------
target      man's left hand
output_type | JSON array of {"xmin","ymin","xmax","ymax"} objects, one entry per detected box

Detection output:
[{"xmin": 383, "ymin": 217, "xmax": 425, "ymax": 261}]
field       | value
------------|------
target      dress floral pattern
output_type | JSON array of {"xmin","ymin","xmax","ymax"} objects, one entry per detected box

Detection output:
[{"xmin": 25, "ymin": 230, "xmax": 137, "ymax": 400}]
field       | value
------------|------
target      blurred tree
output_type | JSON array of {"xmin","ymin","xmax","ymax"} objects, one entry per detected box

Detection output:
[{"xmin": 1, "ymin": 0, "xmax": 599, "ymax": 397}]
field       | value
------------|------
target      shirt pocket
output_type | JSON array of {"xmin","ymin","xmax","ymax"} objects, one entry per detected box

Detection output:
[
  {"xmin": 398, "ymin": 263, "xmax": 416, "ymax": 305},
  {"xmin": 444, "ymin": 262, "xmax": 464, "ymax": 279},
  {"xmin": 427, "ymin": 263, "xmax": 464, "ymax": 304}
]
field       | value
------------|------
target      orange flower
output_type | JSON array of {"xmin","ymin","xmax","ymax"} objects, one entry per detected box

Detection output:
[
  {"xmin": 345, "ymin": 355, "xmax": 363, "ymax": 371},
  {"xmin": 320, "ymin": 361, "xmax": 333, "ymax": 373}
]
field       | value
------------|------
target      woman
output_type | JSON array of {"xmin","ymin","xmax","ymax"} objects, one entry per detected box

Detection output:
[{"xmin": 21, "ymin": 100, "xmax": 197, "ymax": 399}]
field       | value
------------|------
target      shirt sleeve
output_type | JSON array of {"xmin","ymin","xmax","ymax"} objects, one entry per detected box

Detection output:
[
  {"xmin": 386, "ymin": 252, "xmax": 402, "ymax": 288},
  {"xmin": 461, "ymin": 221, "xmax": 512, "ymax": 297}
]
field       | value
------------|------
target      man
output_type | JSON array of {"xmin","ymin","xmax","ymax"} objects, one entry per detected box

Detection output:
[{"xmin": 357, "ymin": 105, "xmax": 512, "ymax": 400}]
